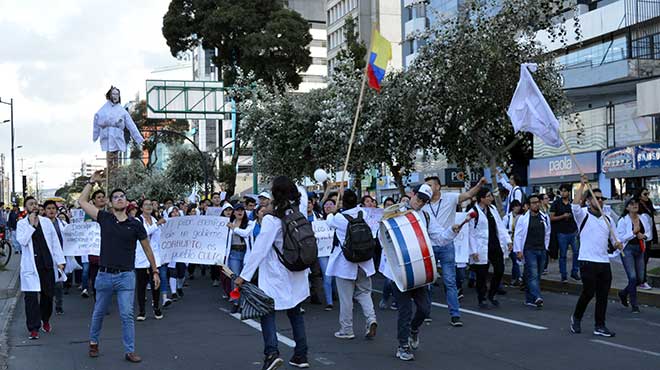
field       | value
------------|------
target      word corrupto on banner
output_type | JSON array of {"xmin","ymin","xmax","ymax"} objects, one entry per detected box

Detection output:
[
  {"xmin": 159, "ymin": 216, "xmax": 231, "ymax": 265},
  {"xmin": 62, "ymin": 222, "xmax": 101, "ymax": 256}
]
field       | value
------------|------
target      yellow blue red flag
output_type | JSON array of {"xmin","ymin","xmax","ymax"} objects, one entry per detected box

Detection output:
[{"xmin": 367, "ymin": 30, "xmax": 392, "ymax": 92}]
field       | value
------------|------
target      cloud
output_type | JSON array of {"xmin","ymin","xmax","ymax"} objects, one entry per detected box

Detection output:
[{"xmin": 0, "ymin": 0, "xmax": 191, "ymax": 191}]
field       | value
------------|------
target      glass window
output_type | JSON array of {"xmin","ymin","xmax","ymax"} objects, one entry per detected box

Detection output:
[{"xmin": 557, "ymin": 36, "xmax": 628, "ymax": 69}]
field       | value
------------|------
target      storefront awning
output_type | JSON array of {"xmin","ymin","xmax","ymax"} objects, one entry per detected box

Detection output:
[
  {"xmin": 604, "ymin": 167, "xmax": 660, "ymax": 179},
  {"xmin": 529, "ymin": 173, "xmax": 597, "ymax": 185}
]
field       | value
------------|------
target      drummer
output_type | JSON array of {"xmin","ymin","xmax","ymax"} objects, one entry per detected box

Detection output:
[{"xmin": 380, "ymin": 184, "xmax": 465, "ymax": 361}]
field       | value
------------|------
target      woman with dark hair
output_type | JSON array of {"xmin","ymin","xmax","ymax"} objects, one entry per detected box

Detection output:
[
  {"xmin": 166, "ymin": 206, "xmax": 186, "ymax": 301},
  {"xmin": 617, "ymin": 198, "xmax": 653, "ymax": 312},
  {"xmin": 322, "ymin": 199, "xmax": 336, "ymax": 219},
  {"xmin": 235, "ymin": 176, "xmax": 310, "ymax": 369},
  {"xmin": 637, "ymin": 187, "xmax": 656, "ymax": 290},
  {"xmin": 134, "ymin": 199, "xmax": 165, "ymax": 320},
  {"xmin": 383, "ymin": 197, "xmax": 396, "ymax": 208},
  {"xmin": 227, "ymin": 203, "xmax": 254, "ymax": 312}
]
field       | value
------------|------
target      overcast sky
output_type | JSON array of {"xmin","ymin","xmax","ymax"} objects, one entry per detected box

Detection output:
[{"xmin": 0, "ymin": 0, "xmax": 191, "ymax": 191}]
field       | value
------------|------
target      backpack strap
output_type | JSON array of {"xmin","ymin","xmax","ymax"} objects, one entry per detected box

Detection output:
[{"xmin": 579, "ymin": 214, "xmax": 589, "ymax": 234}]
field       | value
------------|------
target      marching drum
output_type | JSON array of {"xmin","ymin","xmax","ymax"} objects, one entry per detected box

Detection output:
[{"xmin": 379, "ymin": 208, "xmax": 437, "ymax": 292}]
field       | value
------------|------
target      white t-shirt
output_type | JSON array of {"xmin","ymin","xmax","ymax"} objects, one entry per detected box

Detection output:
[{"xmin": 423, "ymin": 192, "xmax": 460, "ymax": 231}]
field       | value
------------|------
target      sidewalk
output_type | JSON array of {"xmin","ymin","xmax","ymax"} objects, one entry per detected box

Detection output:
[
  {"xmin": 504, "ymin": 251, "xmax": 660, "ymax": 307},
  {"xmin": 0, "ymin": 251, "xmax": 21, "ymax": 369}
]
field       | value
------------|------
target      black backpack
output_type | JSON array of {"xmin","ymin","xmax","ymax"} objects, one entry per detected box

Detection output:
[
  {"xmin": 273, "ymin": 208, "xmax": 318, "ymax": 271},
  {"xmin": 341, "ymin": 211, "xmax": 376, "ymax": 263}
]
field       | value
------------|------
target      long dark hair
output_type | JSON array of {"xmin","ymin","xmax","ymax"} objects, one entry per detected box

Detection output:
[
  {"xmin": 636, "ymin": 187, "xmax": 655, "ymax": 216},
  {"xmin": 621, "ymin": 197, "xmax": 640, "ymax": 218},
  {"xmin": 271, "ymin": 176, "xmax": 300, "ymax": 219},
  {"xmin": 230, "ymin": 209, "xmax": 249, "ymax": 229}
]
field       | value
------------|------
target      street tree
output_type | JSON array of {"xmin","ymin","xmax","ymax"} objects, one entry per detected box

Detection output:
[
  {"xmin": 164, "ymin": 145, "xmax": 215, "ymax": 196},
  {"xmin": 334, "ymin": 15, "xmax": 367, "ymax": 71}
]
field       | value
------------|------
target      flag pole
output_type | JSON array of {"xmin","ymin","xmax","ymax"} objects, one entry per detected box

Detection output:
[
  {"xmin": 558, "ymin": 131, "xmax": 622, "ymax": 253},
  {"xmin": 337, "ymin": 26, "xmax": 377, "ymax": 206}
]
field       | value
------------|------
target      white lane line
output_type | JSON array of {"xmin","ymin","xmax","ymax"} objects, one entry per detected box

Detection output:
[
  {"xmin": 219, "ymin": 308, "xmax": 296, "ymax": 348},
  {"xmin": 591, "ymin": 340, "xmax": 660, "ymax": 357},
  {"xmin": 374, "ymin": 289, "xmax": 547, "ymax": 330}
]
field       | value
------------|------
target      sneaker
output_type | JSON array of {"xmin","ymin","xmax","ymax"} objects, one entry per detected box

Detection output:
[
  {"xmin": 409, "ymin": 330, "xmax": 419, "ymax": 350},
  {"xmin": 450, "ymin": 316, "xmax": 463, "ymax": 327},
  {"xmin": 154, "ymin": 308, "xmax": 163, "ymax": 320},
  {"xmin": 29, "ymin": 330, "xmax": 39, "ymax": 340},
  {"xmin": 177, "ymin": 288, "xmax": 184, "ymax": 297},
  {"xmin": 570, "ymin": 316, "xmax": 581, "ymax": 334},
  {"xmin": 390, "ymin": 302, "xmax": 398, "ymax": 311},
  {"xmin": 593, "ymin": 326, "xmax": 615, "ymax": 337},
  {"xmin": 424, "ymin": 317, "xmax": 432, "ymax": 323},
  {"xmin": 262, "ymin": 354, "xmax": 284, "ymax": 370},
  {"xmin": 561, "ymin": 278, "xmax": 568, "ymax": 284},
  {"xmin": 125, "ymin": 352, "xmax": 142, "ymax": 363},
  {"xmin": 457, "ymin": 289, "xmax": 464, "ymax": 300},
  {"xmin": 632, "ymin": 306, "xmax": 641, "ymax": 313},
  {"xmin": 525, "ymin": 302, "xmax": 537, "ymax": 308},
  {"xmin": 542, "ymin": 269, "xmax": 548, "ymax": 275},
  {"xmin": 324, "ymin": 304, "xmax": 333, "ymax": 311},
  {"xmin": 136, "ymin": 313, "xmax": 146, "ymax": 321},
  {"xmin": 163, "ymin": 298, "xmax": 173, "ymax": 308},
  {"xmin": 512, "ymin": 279, "xmax": 521, "ymax": 287},
  {"xmin": 396, "ymin": 345, "xmax": 415, "ymax": 361},
  {"xmin": 535, "ymin": 298, "xmax": 544, "ymax": 308},
  {"xmin": 365, "ymin": 322, "xmax": 378, "ymax": 339},
  {"xmin": 378, "ymin": 299, "xmax": 388, "ymax": 310},
  {"xmin": 171, "ymin": 293, "xmax": 179, "ymax": 301},
  {"xmin": 55, "ymin": 307, "xmax": 64, "ymax": 315},
  {"xmin": 289, "ymin": 355, "xmax": 310, "ymax": 368},
  {"xmin": 81, "ymin": 289, "xmax": 89, "ymax": 298},
  {"xmin": 639, "ymin": 282, "xmax": 653, "ymax": 290},
  {"xmin": 89, "ymin": 342, "xmax": 99, "ymax": 357},
  {"xmin": 231, "ymin": 304, "xmax": 240, "ymax": 314},
  {"xmin": 41, "ymin": 322, "xmax": 51, "ymax": 333},
  {"xmin": 334, "ymin": 331, "xmax": 355, "ymax": 340},
  {"xmin": 570, "ymin": 272, "xmax": 581, "ymax": 281},
  {"xmin": 478, "ymin": 300, "xmax": 489, "ymax": 309},
  {"xmin": 488, "ymin": 297, "xmax": 500, "ymax": 308},
  {"xmin": 618, "ymin": 291, "xmax": 629, "ymax": 307},
  {"xmin": 212, "ymin": 280, "xmax": 220, "ymax": 287}
]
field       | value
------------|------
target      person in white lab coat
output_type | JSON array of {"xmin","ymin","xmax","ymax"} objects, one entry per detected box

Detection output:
[
  {"xmin": 468, "ymin": 187, "xmax": 512, "ymax": 309},
  {"xmin": 18, "ymin": 196, "xmax": 65, "ymax": 340},
  {"xmin": 235, "ymin": 177, "xmax": 310, "ymax": 370},
  {"xmin": 44, "ymin": 200, "xmax": 68, "ymax": 315},
  {"xmin": 326, "ymin": 189, "xmax": 378, "ymax": 340},
  {"xmin": 135, "ymin": 199, "xmax": 165, "ymax": 321}
]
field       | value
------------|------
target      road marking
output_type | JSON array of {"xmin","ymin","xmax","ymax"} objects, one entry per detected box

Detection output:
[
  {"xmin": 374, "ymin": 289, "xmax": 547, "ymax": 330},
  {"xmin": 219, "ymin": 308, "xmax": 296, "ymax": 348},
  {"xmin": 591, "ymin": 340, "xmax": 660, "ymax": 357}
]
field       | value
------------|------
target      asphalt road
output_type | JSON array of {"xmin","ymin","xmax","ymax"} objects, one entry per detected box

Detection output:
[{"xmin": 6, "ymin": 273, "xmax": 660, "ymax": 370}]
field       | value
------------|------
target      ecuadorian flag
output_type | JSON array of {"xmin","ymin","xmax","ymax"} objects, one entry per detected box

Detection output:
[{"xmin": 367, "ymin": 30, "xmax": 392, "ymax": 92}]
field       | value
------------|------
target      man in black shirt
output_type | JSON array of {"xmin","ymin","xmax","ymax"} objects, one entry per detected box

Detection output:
[
  {"xmin": 550, "ymin": 184, "xmax": 579, "ymax": 282},
  {"xmin": 79, "ymin": 170, "xmax": 160, "ymax": 363}
]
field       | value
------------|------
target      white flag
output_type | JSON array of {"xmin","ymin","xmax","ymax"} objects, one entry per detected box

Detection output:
[{"xmin": 507, "ymin": 63, "xmax": 562, "ymax": 148}]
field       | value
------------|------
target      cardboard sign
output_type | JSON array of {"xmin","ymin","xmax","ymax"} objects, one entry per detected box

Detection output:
[
  {"xmin": 363, "ymin": 207, "xmax": 384, "ymax": 238},
  {"xmin": 205, "ymin": 207, "xmax": 223, "ymax": 217},
  {"xmin": 159, "ymin": 216, "xmax": 231, "ymax": 265},
  {"xmin": 312, "ymin": 220, "xmax": 334, "ymax": 257},
  {"xmin": 62, "ymin": 222, "xmax": 101, "ymax": 256}
]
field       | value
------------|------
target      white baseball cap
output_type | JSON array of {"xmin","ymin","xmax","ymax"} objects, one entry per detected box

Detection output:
[
  {"xmin": 258, "ymin": 191, "xmax": 272, "ymax": 200},
  {"xmin": 415, "ymin": 184, "xmax": 433, "ymax": 202}
]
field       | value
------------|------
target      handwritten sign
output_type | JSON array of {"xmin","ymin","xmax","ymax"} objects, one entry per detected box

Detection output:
[
  {"xmin": 454, "ymin": 212, "xmax": 470, "ymax": 265},
  {"xmin": 159, "ymin": 216, "xmax": 231, "ymax": 265},
  {"xmin": 364, "ymin": 208, "xmax": 384, "ymax": 238},
  {"xmin": 71, "ymin": 209, "xmax": 85, "ymax": 224},
  {"xmin": 62, "ymin": 222, "xmax": 101, "ymax": 256},
  {"xmin": 205, "ymin": 207, "xmax": 223, "ymax": 217},
  {"xmin": 312, "ymin": 220, "xmax": 334, "ymax": 257}
]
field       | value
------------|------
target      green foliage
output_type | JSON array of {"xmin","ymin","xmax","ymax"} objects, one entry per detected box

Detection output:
[
  {"xmin": 130, "ymin": 100, "xmax": 189, "ymax": 168},
  {"xmin": 164, "ymin": 145, "xmax": 214, "ymax": 193},
  {"xmin": 335, "ymin": 15, "xmax": 367, "ymax": 71},
  {"xmin": 162, "ymin": 0, "xmax": 312, "ymax": 90}
]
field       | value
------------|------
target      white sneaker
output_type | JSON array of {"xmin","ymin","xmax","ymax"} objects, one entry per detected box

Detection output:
[
  {"xmin": 334, "ymin": 331, "xmax": 355, "ymax": 339},
  {"xmin": 639, "ymin": 283, "xmax": 653, "ymax": 290}
]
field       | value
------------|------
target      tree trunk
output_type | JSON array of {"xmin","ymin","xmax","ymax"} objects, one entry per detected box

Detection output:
[
  {"xmin": 390, "ymin": 164, "xmax": 406, "ymax": 197},
  {"xmin": 354, "ymin": 173, "xmax": 362, "ymax": 198}
]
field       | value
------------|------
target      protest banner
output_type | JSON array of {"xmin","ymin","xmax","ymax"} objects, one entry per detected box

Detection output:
[
  {"xmin": 364, "ymin": 207, "xmax": 384, "ymax": 238},
  {"xmin": 205, "ymin": 207, "xmax": 223, "ymax": 217},
  {"xmin": 312, "ymin": 220, "xmax": 334, "ymax": 257},
  {"xmin": 159, "ymin": 215, "xmax": 231, "ymax": 265},
  {"xmin": 71, "ymin": 208, "xmax": 85, "ymax": 223},
  {"xmin": 62, "ymin": 222, "xmax": 101, "ymax": 256}
]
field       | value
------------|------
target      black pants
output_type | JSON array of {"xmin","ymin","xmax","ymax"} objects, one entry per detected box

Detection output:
[
  {"xmin": 573, "ymin": 261, "xmax": 611, "ymax": 327},
  {"xmin": 24, "ymin": 268, "xmax": 55, "ymax": 331},
  {"xmin": 472, "ymin": 246, "xmax": 504, "ymax": 302},
  {"xmin": 135, "ymin": 268, "xmax": 160, "ymax": 314},
  {"xmin": 392, "ymin": 283, "xmax": 430, "ymax": 347},
  {"xmin": 210, "ymin": 265, "xmax": 221, "ymax": 281},
  {"xmin": 308, "ymin": 260, "xmax": 325, "ymax": 304}
]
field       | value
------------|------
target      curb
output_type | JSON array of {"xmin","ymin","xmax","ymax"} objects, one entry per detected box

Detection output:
[
  {"xmin": 0, "ymin": 256, "xmax": 22, "ymax": 370},
  {"xmin": 504, "ymin": 274, "xmax": 660, "ymax": 308}
]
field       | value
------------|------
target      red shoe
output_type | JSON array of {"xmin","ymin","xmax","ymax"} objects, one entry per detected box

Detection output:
[
  {"xmin": 29, "ymin": 331, "xmax": 39, "ymax": 340},
  {"xmin": 41, "ymin": 322, "xmax": 51, "ymax": 333}
]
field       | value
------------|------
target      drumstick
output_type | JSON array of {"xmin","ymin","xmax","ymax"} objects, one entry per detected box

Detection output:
[{"xmin": 458, "ymin": 211, "xmax": 478, "ymax": 228}]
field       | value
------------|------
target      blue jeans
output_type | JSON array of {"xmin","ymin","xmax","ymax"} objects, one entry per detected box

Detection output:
[
  {"xmin": 318, "ymin": 256, "xmax": 333, "ymax": 306},
  {"xmin": 260, "ymin": 304, "xmax": 307, "ymax": 357},
  {"xmin": 392, "ymin": 282, "xmax": 430, "ymax": 346},
  {"xmin": 89, "ymin": 271, "xmax": 136, "ymax": 353},
  {"xmin": 158, "ymin": 265, "xmax": 169, "ymax": 294},
  {"xmin": 430, "ymin": 243, "xmax": 459, "ymax": 318},
  {"xmin": 557, "ymin": 232, "xmax": 579, "ymax": 279},
  {"xmin": 509, "ymin": 251, "xmax": 521, "ymax": 281},
  {"xmin": 81, "ymin": 262, "xmax": 90, "ymax": 290},
  {"xmin": 620, "ymin": 243, "xmax": 645, "ymax": 307},
  {"xmin": 524, "ymin": 249, "xmax": 546, "ymax": 303},
  {"xmin": 228, "ymin": 249, "xmax": 246, "ymax": 298}
]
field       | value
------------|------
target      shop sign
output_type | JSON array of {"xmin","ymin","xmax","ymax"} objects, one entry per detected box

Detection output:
[
  {"xmin": 601, "ymin": 147, "xmax": 635, "ymax": 173},
  {"xmin": 444, "ymin": 168, "xmax": 483, "ymax": 187},
  {"xmin": 636, "ymin": 143, "xmax": 660, "ymax": 169},
  {"xmin": 529, "ymin": 152, "xmax": 598, "ymax": 179}
]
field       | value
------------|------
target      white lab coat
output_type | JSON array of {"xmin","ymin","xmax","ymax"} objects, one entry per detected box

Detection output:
[
  {"xmin": 325, "ymin": 207, "xmax": 375, "ymax": 280},
  {"xmin": 513, "ymin": 211, "xmax": 551, "ymax": 253},
  {"xmin": 616, "ymin": 214, "xmax": 653, "ymax": 246},
  {"xmin": 468, "ymin": 205, "xmax": 511, "ymax": 265},
  {"xmin": 135, "ymin": 215, "xmax": 161, "ymax": 268},
  {"xmin": 17, "ymin": 217, "xmax": 66, "ymax": 292},
  {"xmin": 93, "ymin": 100, "xmax": 144, "ymax": 152},
  {"xmin": 240, "ymin": 189, "xmax": 309, "ymax": 310}
]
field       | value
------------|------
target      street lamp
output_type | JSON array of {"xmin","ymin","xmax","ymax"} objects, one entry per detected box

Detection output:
[{"xmin": 0, "ymin": 97, "xmax": 15, "ymax": 203}]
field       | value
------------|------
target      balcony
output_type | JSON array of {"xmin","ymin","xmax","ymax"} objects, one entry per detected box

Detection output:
[{"xmin": 404, "ymin": 17, "xmax": 428, "ymax": 37}]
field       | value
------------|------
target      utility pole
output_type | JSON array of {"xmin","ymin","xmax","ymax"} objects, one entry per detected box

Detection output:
[{"xmin": 0, "ymin": 98, "xmax": 14, "ymax": 203}]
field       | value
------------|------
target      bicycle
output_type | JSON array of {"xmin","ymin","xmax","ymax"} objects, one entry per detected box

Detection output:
[{"xmin": 0, "ymin": 226, "xmax": 12, "ymax": 267}]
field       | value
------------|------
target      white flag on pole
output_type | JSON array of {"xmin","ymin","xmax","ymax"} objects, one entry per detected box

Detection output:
[{"xmin": 507, "ymin": 63, "xmax": 562, "ymax": 148}]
